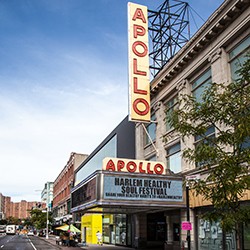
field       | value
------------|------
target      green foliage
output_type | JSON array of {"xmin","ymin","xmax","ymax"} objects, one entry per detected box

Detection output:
[
  {"xmin": 0, "ymin": 219, "xmax": 7, "ymax": 225},
  {"xmin": 167, "ymin": 55, "xmax": 250, "ymax": 233},
  {"xmin": 29, "ymin": 208, "xmax": 52, "ymax": 230},
  {"xmin": 5, "ymin": 216, "xmax": 20, "ymax": 225}
]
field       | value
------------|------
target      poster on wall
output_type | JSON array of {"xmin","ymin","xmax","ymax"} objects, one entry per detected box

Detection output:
[{"xmin": 103, "ymin": 175, "xmax": 183, "ymax": 202}]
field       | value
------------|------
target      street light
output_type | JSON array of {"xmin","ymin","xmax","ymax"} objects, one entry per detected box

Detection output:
[
  {"xmin": 45, "ymin": 182, "xmax": 49, "ymax": 239},
  {"xmin": 185, "ymin": 174, "xmax": 200, "ymax": 250},
  {"xmin": 186, "ymin": 184, "xmax": 191, "ymax": 250},
  {"xmin": 35, "ymin": 182, "xmax": 50, "ymax": 239}
]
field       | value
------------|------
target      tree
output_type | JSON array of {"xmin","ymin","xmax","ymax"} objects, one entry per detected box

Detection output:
[
  {"xmin": 167, "ymin": 55, "xmax": 250, "ymax": 249},
  {"xmin": 6, "ymin": 216, "xmax": 20, "ymax": 225},
  {"xmin": 29, "ymin": 208, "xmax": 52, "ymax": 230},
  {"xmin": 0, "ymin": 219, "xmax": 7, "ymax": 225}
]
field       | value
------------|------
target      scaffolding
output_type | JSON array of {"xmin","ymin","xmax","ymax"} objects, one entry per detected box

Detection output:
[{"xmin": 148, "ymin": 0, "xmax": 190, "ymax": 77}]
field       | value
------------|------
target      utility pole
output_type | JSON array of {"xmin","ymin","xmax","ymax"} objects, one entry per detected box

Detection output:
[
  {"xmin": 186, "ymin": 185, "xmax": 191, "ymax": 250},
  {"xmin": 46, "ymin": 182, "xmax": 49, "ymax": 239}
]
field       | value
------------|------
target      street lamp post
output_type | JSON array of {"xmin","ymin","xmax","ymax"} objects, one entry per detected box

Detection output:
[
  {"xmin": 46, "ymin": 182, "xmax": 49, "ymax": 239},
  {"xmin": 35, "ymin": 182, "xmax": 50, "ymax": 239},
  {"xmin": 185, "ymin": 174, "xmax": 200, "ymax": 250},
  {"xmin": 186, "ymin": 185, "xmax": 191, "ymax": 250}
]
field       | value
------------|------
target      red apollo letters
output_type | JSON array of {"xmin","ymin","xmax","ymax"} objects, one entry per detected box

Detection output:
[
  {"xmin": 105, "ymin": 159, "xmax": 165, "ymax": 175},
  {"xmin": 129, "ymin": 4, "xmax": 150, "ymax": 121}
]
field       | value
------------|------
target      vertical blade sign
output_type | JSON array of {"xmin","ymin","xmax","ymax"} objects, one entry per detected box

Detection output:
[{"xmin": 128, "ymin": 2, "xmax": 150, "ymax": 123}]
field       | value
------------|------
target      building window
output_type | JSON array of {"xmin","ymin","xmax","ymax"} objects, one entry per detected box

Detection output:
[
  {"xmin": 192, "ymin": 69, "xmax": 212, "ymax": 103},
  {"xmin": 74, "ymin": 135, "xmax": 117, "ymax": 186},
  {"xmin": 166, "ymin": 143, "xmax": 181, "ymax": 173},
  {"xmin": 229, "ymin": 36, "xmax": 250, "ymax": 81},
  {"xmin": 229, "ymin": 36, "xmax": 250, "ymax": 152},
  {"xmin": 197, "ymin": 218, "xmax": 236, "ymax": 250},
  {"xmin": 147, "ymin": 155, "xmax": 156, "ymax": 161},
  {"xmin": 194, "ymin": 126, "xmax": 215, "ymax": 168},
  {"xmin": 145, "ymin": 114, "xmax": 156, "ymax": 145},
  {"xmin": 241, "ymin": 137, "xmax": 250, "ymax": 149},
  {"xmin": 165, "ymin": 95, "xmax": 178, "ymax": 132}
]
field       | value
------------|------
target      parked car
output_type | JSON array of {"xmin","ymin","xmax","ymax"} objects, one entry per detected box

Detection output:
[
  {"xmin": 0, "ymin": 225, "xmax": 6, "ymax": 233},
  {"xmin": 38, "ymin": 230, "xmax": 45, "ymax": 237},
  {"xmin": 27, "ymin": 230, "xmax": 34, "ymax": 236}
]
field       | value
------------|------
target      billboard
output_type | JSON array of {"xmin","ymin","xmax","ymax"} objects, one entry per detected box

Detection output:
[{"xmin": 128, "ymin": 2, "xmax": 150, "ymax": 123}]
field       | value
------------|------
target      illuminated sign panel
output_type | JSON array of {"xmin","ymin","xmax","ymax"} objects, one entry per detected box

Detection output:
[
  {"xmin": 103, "ymin": 175, "xmax": 183, "ymax": 202},
  {"xmin": 103, "ymin": 157, "xmax": 166, "ymax": 175},
  {"xmin": 128, "ymin": 2, "xmax": 150, "ymax": 122}
]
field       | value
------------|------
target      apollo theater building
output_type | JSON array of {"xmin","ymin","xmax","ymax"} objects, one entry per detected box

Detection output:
[
  {"xmin": 70, "ymin": 3, "xmax": 187, "ymax": 249},
  {"xmin": 70, "ymin": 115, "xmax": 184, "ymax": 248}
]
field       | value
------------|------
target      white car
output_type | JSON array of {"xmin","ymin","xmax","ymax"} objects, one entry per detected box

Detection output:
[{"xmin": 27, "ymin": 231, "xmax": 34, "ymax": 236}]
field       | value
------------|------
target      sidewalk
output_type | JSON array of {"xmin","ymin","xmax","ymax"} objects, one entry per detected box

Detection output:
[
  {"xmin": 42, "ymin": 235, "xmax": 83, "ymax": 249},
  {"xmin": 79, "ymin": 244, "xmax": 135, "ymax": 250},
  {"xmin": 44, "ymin": 235, "xmax": 136, "ymax": 250}
]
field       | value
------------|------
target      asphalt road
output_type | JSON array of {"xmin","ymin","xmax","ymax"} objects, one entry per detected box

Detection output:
[{"xmin": 0, "ymin": 234, "xmax": 60, "ymax": 250}]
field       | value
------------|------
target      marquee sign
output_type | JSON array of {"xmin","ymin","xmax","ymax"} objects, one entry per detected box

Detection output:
[
  {"xmin": 128, "ymin": 2, "xmax": 150, "ymax": 123},
  {"xmin": 103, "ymin": 157, "xmax": 166, "ymax": 175},
  {"xmin": 103, "ymin": 175, "xmax": 183, "ymax": 202}
]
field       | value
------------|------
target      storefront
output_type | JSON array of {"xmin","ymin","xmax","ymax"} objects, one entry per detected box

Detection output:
[
  {"xmin": 190, "ymin": 191, "xmax": 250, "ymax": 249},
  {"xmin": 70, "ymin": 116, "xmax": 185, "ymax": 247},
  {"xmin": 102, "ymin": 214, "xmax": 132, "ymax": 245},
  {"xmin": 71, "ymin": 165, "xmax": 185, "ymax": 247}
]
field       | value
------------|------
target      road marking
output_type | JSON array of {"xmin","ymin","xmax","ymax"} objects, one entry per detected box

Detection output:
[
  {"xmin": 1, "ymin": 245, "xmax": 4, "ymax": 248},
  {"xmin": 29, "ymin": 239, "xmax": 37, "ymax": 250}
]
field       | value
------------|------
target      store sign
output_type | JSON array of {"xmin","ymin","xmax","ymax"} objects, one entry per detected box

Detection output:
[
  {"xmin": 103, "ymin": 157, "xmax": 166, "ymax": 175},
  {"xmin": 103, "ymin": 175, "xmax": 183, "ymax": 202},
  {"xmin": 182, "ymin": 221, "xmax": 192, "ymax": 231},
  {"xmin": 128, "ymin": 2, "xmax": 150, "ymax": 122}
]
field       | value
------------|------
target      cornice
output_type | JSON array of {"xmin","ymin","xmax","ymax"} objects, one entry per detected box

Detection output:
[{"xmin": 150, "ymin": 0, "xmax": 249, "ymax": 95}]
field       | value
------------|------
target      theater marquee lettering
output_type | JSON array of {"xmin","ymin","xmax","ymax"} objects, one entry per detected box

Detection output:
[
  {"xmin": 128, "ymin": 2, "xmax": 150, "ymax": 122},
  {"xmin": 103, "ymin": 157, "xmax": 166, "ymax": 175},
  {"xmin": 103, "ymin": 176, "xmax": 183, "ymax": 202}
]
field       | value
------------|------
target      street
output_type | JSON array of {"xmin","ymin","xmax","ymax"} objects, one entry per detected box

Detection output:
[{"xmin": 0, "ymin": 234, "xmax": 60, "ymax": 250}]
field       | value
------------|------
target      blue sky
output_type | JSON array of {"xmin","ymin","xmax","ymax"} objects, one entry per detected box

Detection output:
[{"xmin": 0, "ymin": 0, "xmax": 223, "ymax": 202}]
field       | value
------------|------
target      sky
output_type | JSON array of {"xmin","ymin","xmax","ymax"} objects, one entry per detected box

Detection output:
[{"xmin": 0, "ymin": 0, "xmax": 224, "ymax": 202}]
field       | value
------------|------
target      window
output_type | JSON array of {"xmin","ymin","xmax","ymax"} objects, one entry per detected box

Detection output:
[
  {"xmin": 229, "ymin": 37, "xmax": 250, "ymax": 152},
  {"xmin": 229, "ymin": 36, "xmax": 250, "ymax": 81},
  {"xmin": 74, "ymin": 135, "xmax": 117, "ymax": 185},
  {"xmin": 197, "ymin": 218, "xmax": 236, "ymax": 250},
  {"xmin": 165, "ymin": 95, "xmax": 178, "ymax": 131},
  {"xmin": 241, "ymin": 137, "xmax": 250, "ymax": 149},
  {"xmin": 194, "ymin": 126, "xmax": 215, "ymax": 168},
  {"xmin": 166, "ymin": 143, "xmax": 181, "ymax": 173},
  {"xmin": 192, "ymin": 69, "xmax": 212, "ymax": 103},
  {"xmin": 147, "ymin": 155, "xmax": 156, "ymax": 161},
  {"xmin": 145, "ymin": 114, "xmax": 156, "ymax": 145}
]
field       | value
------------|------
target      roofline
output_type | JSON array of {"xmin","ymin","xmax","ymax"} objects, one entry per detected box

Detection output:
[{"xmin": 150, "ymin": 0, "xmax": 249, "ymax": 95}]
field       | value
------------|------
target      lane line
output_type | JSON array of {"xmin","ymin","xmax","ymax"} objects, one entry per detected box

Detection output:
[
  {"xmin": 1, "ymin": 245, "xmax": 4, "ymax": 248},
  {"xmin": 29, "ymin": 239, "xmax": 37, "ymax": 250}
]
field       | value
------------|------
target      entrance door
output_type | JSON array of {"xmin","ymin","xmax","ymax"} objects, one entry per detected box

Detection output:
[
  {"xmin": 110, "ymin": 225, "xmax": 115, "ymax": 244},
  {"xmin": 82, "ymin": 227, "xmax": 86, "ymax": 243},
  {"xmin": 114, "ymin": 214, "xmax": 127, "ymax": 245},
  {"xmin": 147, "ymin": 212, "xmax": 166, "ymax": 241},
  {"xmin": 173, "ymin": 223, "xmax": 180, "ymax": 241}
]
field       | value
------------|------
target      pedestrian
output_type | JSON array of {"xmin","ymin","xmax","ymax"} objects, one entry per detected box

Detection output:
[
  {"xmin": 121, "ymin": 231, "xmax": 126, "ymax": 244},
  {"xmin": 96, "ymin": 231, "xmax": 102, "ymax": 245}
]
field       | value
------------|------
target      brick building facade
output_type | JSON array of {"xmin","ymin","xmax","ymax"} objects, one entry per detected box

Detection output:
[
  {"xmin": 53, "ymin": 152, "xmax": 87, "ymax": 225},
  {"xmin": 1, "ymin": 194, "xmax": 37, "ymax": 219}
]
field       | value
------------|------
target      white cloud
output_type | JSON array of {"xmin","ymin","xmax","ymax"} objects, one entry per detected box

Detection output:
[{"xmin": 0, "ymin": 41, "xmax": 128, "ymax": 202}]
